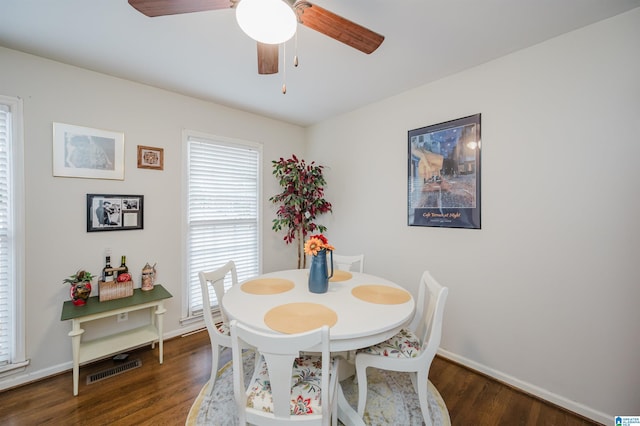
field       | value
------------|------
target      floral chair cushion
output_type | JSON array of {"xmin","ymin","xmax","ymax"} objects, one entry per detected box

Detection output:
[
  {"xmin": 357, "ymin": 328, "xmax": 422, "ymax": 358},
  {"xmin": 215, "ymin": 322, "xmax": 230, "ymax": 336},
  {"xmin": 246, "ymin": 355, "xmax": 325, "ymax": 415}
]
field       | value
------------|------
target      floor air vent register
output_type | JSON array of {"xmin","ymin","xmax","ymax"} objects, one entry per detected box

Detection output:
[{"xmin": 86, "ymin": 359, "xmax": 142, "ymax": 385}]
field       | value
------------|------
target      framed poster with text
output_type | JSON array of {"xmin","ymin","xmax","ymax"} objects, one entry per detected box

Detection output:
[{"xmin": 408, "ymin": 114, "xmax": 481, "ymax": 229}]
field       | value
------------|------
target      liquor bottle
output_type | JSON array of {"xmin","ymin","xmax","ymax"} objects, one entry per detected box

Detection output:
[
  {"xmin": 118, "ymin": 255, "xmax": 128, "ymax": 278},
  {"xmin": 103, "ymin": 256, "xmax": 114, "ymax": 282}
]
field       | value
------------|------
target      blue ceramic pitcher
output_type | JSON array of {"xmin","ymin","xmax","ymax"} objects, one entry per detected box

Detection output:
[{"xmin": 308, "ymin": 249, "xmax": 334, "ymax": 293}]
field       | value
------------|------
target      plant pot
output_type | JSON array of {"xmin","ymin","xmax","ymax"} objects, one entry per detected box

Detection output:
[{"xmin": 70, "ymin": 282, "xmax": 92, "ymax": 306}]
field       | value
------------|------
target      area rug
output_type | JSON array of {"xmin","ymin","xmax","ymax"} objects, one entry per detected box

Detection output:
[{"xmin": 186, "ymin": 352, "xmax": 450, "ymax": 426}]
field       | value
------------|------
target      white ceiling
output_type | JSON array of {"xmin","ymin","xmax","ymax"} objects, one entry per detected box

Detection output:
[{"xmin": 1, "ymin": 0, "xmax": 638, "ymax": 127}]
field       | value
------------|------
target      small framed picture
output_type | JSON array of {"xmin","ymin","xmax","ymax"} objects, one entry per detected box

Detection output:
[
  {"xmin": 87, "ymin": 194, "xmax": 144, "ymax": 232},
  {"xmin": 53, "ymin": 122, "xmax": 124, "ymax": 180},
  {"xmin": 137, "ymin": 145, "xmax": 164, "ymax": 170}
]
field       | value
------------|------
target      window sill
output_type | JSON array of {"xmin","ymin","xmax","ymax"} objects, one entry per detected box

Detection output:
[{"xmin": 0, "ymin": 359, "xmax": 30, "ymax": 379}]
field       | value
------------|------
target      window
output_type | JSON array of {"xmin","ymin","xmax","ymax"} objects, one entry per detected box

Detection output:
[
  {"xmin": 184, "ymin": 131, "xmax": 261, "ymax": 320},
  {"xmin": 0, "ymin": 95, "xmax": 27, "ymax": 373}
]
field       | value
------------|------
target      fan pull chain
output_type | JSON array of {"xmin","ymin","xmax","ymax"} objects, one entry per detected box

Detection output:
[
  {"xmin": 294, "ymin": 30, "xmax": 299, "ymax": 67},
  {"xmin": 282, "ymin": 43, "xmax": 287, "ymax": 94}
]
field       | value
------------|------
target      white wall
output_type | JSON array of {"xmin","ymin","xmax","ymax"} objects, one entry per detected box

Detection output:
[
  {"xmin": 307, "ymin": 8, "xmax": 640, "ymax": 423},
  {"xmin": 0, "ymin": 46, "xmax": 304, "ymax": 388}
]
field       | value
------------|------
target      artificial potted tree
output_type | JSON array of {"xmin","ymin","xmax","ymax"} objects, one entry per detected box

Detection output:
[{"xmin": 270, "ymin": 155, "xmax": 332, "ymax": 269}]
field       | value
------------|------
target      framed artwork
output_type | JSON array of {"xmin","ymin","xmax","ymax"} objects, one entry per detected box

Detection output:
[
  {"xmin": 53, "ymin": 122, "xmax": 124, "ymax": 180},
  {"xmin": 408, "ymin": 114, "xmax": 481, "ymax": 229},
  {"xmin": 137, "ymin": 145, "xmax": 164, "ymax": 170},
  {"xmin": 87, "ymin": 194, "xmax": 144, "ymax": 232}
]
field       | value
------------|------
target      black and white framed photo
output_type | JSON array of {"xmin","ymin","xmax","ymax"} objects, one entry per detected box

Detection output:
[
  {"xmin": 87, "ymin": 194, "xmax": 144, "ymax": 232},
  {"xmin": 53, "ymin": 123, "xmax": 125, "ymax": 180},
  {"xmin": 408, "ymin": 114, "xmax": 481, "ymax": 229}
]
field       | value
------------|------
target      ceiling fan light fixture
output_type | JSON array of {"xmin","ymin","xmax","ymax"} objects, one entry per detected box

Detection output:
[{"xmin": 236, "ymin": 0, "xmax": 297, "ymax": 45}]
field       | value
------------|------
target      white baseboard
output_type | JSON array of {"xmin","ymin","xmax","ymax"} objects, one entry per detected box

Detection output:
[{"xmin": 437, "ymin": 348, "xmax": 611, "ymax": 425}]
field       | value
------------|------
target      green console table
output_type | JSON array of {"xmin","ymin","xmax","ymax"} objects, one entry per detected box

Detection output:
[{"xmin": 61, "ymin": 285, "xmax": 172, "ymax": 396}]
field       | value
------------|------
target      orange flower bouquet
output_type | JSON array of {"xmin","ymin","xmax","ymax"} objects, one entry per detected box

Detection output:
[{"xmin": 304, "ymin": 234, "xmax": 335, "ymax": 257}]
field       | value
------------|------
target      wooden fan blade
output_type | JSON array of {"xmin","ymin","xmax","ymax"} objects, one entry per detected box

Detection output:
[
  {"xmin": 257, "ymin": 43, "xmax": 279, "ymax": 75},
  {"xmin": 294, "ymin": 1, "xmax": 384, "ymax": 54},
  {"xmin": 128, "ymin": 0, "xmax": 233, "ymax": 17}
]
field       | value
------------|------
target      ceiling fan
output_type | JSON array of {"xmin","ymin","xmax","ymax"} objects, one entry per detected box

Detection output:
[{"xmin": 128, "ymin": 0, "xmax": 384, "ymax": 75}]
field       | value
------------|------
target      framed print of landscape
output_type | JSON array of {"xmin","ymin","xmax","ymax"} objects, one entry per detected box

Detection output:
[{"xmin": 53, "ymin": 122, "xmax": 124, "ymax": 180}]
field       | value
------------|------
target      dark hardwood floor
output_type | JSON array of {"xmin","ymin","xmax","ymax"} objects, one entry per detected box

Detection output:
[
  {"xmin": 428, "ymin": 357, "xmax": 601, "ymax": 426},
  {"xmin": 0, "ymin": 330, "xmax": 601, "ymax": 425}
]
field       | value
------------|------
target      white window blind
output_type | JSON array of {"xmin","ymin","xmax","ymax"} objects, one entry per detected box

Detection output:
[
  {"xmin": 186, "ymin": 133, "xmax": 260, "ymax": 318},
  {"xmin": 0, "ymin": 103, "xmax": 10, "ymax": 365},
  {"xmin": 0, "ymin": 96, "xmax": 26, "ymax": 371}
]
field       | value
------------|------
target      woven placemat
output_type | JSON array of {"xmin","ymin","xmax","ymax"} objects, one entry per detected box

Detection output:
[
  {"xmin": 329, "ymin": 270, "xmax": 353, "ymax": 282},
  {"xmin": 264, "ymin": 302, "xmax": 338, "ymax": 334},
  {"xmin": 351, "ymin": 285, "xmax": 412, "ymax": 304},
  {"xmin": 241, "ymin": 278, "xmax": 294, "ymax": 295}
]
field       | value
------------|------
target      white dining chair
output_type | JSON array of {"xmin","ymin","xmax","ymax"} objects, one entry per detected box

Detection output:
[
  {"xmin": 332, "ymin": 253, "xmax": 364, "ymax": 273},
  {"xmin": 198, "ymin": 260, "xmax": 238, "ymax": 396},
  {"xmin": 230, "ymin": 320, "xmax": 340, "ymax": 426},
  {"xmin": 355, "ymin": 271, "xmax": 448, "ymax": 426}
]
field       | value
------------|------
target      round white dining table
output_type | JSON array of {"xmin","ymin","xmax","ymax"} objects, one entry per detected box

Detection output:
[{"xmin": 222, "ymin": 268, "xmax": 415, "ymax": 426}]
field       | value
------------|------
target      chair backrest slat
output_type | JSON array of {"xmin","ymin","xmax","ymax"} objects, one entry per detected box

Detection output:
[
  {"xmin": 413, "ymin": 271, "xmax": 448, "ymax": 359},
  {"xmin": 198, "ymin": 260, "xmax": 237, "ymax": 326},
  {"xmin": 197, "ymin": 261, "xmax": 238, "ymax": 394},
  {"xmin": 332, "ymin": 253, "xmax": 365, "ymax": 273},
  {"xmin": 231, "ymin": 320, "xmax": 333, "ymax": 424}
]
